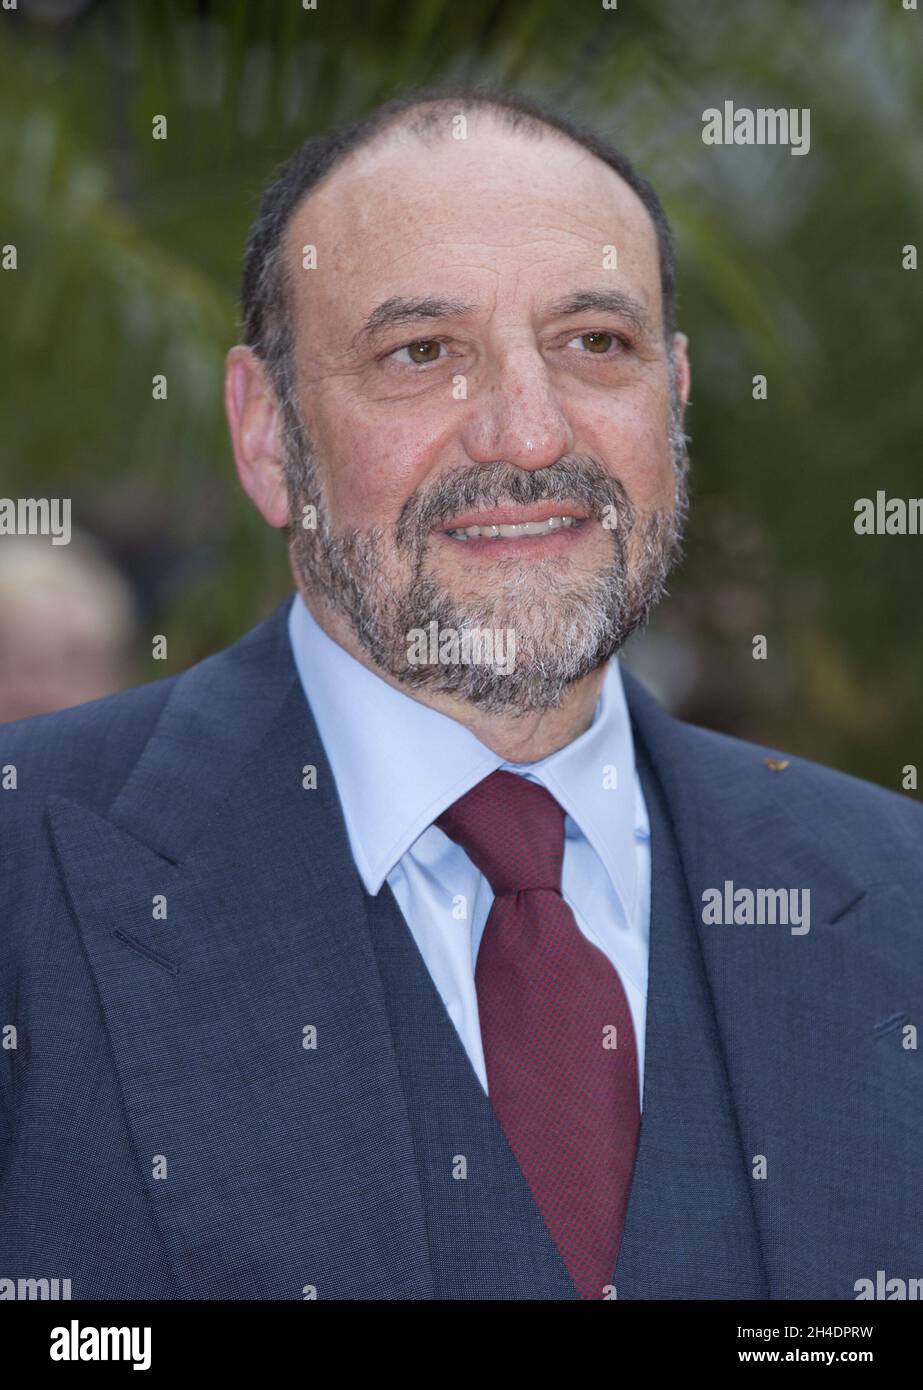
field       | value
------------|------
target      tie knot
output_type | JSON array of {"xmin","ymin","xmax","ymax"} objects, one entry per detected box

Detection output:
[{"xmin": 435, "ymin": 769, "xmax": 566, "ymax": 897}]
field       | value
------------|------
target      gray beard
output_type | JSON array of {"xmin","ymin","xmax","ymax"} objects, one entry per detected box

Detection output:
[{"xmin": 282, "ymin": 397, "xmax": 689, "ymax": 715}]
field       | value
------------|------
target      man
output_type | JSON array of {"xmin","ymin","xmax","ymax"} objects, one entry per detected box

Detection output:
[{"xmin": 1, "ymin": 86, "xmax": 921, "ymax": 1302}]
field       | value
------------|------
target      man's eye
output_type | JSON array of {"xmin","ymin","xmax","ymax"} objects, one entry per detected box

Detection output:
[
  {"xmin": 387, "ymin": 332, "xmax": 625, "ymax": 367},
  {"xmin": 567, "ymin": 331, "xmax": 623, "ymax": 355},
  {"xmin": 390, "ymin": 339, "xmax": 445, "ymax": 366}
]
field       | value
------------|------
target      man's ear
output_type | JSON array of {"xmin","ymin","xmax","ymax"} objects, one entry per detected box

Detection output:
[
  {"xmin": 224, "ymin": 345, "xmax": 290, "ymax": 528},
  {"xmin": 671, "ymin": 330, "xmax": 692, "ymax": 414}
]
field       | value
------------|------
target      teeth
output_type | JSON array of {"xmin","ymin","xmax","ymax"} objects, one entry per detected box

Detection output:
[{"xmin": 445, "ymin": 515, "xmax": 580, "ymax": 540}]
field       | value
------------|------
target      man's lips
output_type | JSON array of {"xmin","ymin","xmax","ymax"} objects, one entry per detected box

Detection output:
[{"xmin": 436, "ymin": 503, "xmax": 590, "ymax": 534}]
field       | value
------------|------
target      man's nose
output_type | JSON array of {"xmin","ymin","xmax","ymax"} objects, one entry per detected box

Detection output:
[{"xmin": 459, "ymin": 349, "xmax": 574, "ymax": 471}]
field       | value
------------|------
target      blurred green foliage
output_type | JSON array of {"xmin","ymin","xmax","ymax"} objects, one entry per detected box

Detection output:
[{"xmin": 0, "ymin": 0, "xmax": 920, "ymax": 788}]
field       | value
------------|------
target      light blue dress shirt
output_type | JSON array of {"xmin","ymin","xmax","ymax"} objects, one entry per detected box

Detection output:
[{"xmin": 287, "ymin": 593, "xmax": 651, "ymax": 1106}]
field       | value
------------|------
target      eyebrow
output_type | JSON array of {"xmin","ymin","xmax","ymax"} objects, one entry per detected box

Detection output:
[
  {"xmin": 544, "ymin": 289, "xmax": 652, "ymax": 338},
  {"xmin": 353, "ymin": 296, "xmax": 477, "ymax": 350},
  {"xmin": 352, "ymin": 287, "xmax": 653, "ymax": 350}
]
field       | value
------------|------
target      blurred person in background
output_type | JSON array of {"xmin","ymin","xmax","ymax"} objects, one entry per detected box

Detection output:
[{"xmin": 0, "ymin": 533, "xmax": 137, "ymax": 722}]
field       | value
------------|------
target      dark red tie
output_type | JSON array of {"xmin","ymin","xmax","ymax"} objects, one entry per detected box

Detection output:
[{"xmin": 436, "ymin": 769, "xmax": 640, "ymax": 1299}]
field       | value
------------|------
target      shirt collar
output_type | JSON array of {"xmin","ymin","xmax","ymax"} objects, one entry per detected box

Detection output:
[{"xmin": 287, "ymin": 592, "xmax": 644, "ymax": 917}]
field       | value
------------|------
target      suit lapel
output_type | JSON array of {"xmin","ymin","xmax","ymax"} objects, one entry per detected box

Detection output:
[
  {"xmin": 621, "ymin": 670, "xmax": 923, "ymax": 1298},
  {"xmin": 614, "ymin": 736, "xmax": 769, "ymax": 1298},
  {"xmin": 48, "ymin": 603, "xmax": 433, "ymax": 1300}
]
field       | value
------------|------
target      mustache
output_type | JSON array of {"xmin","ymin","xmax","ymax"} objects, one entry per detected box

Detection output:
[{"xmin": 394, "ymin": 456, "xmax": 636, "ymax": 552}]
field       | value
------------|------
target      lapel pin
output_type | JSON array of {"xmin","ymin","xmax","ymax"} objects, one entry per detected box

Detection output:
[{"xmin": 763, "ymin": 757, "xmax": 790, "ymax": 772}]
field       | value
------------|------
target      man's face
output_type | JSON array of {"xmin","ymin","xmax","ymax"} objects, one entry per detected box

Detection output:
[{"xmin": 274, "ymin": 118, "xmax": 690, "ymax": 711}]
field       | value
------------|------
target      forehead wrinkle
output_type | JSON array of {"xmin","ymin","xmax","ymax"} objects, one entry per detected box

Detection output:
[
  {"xmin": 289, "ymin": 176, "xmax": 661, "ymax": 349},
  {"xmin": 291, "ymin": 205, "xmax": 661, "ymax": 360}
]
